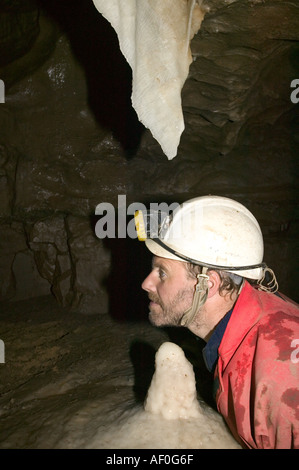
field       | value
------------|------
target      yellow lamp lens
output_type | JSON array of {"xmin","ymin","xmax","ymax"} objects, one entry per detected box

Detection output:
[{"xmin": 134, "ymin": 210, "xmax": 147, "ymax": 241}]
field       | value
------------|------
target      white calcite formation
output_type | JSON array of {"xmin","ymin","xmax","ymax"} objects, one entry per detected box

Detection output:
[
  {"xmin": 87, "ymin": 341, "xmax": 240, "ymax": 448},
  {"xmin": 144, "ymin": 341, "xmax": 203, "ymax": 419},
  {"xmin": 92, "ymin": 0, "xmax": 206, "ymax": 159}
]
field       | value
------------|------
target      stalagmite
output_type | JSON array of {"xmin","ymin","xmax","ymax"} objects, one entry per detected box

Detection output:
[
  {"xmin": 87, "ymin": 340, "xmax": 240, "ymax": 448},
  {"xmin": 144, "ymin": 341, "xmax": 203, "ymax": 419},
  {"xmin": 92, "ymin": 0, "xmax": 206, "ymax": 159}
]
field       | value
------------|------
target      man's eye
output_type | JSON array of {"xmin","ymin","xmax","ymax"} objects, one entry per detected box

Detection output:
[{"xmin": 159, "ymin": 269, "xmax": 167, "ymax": 280}]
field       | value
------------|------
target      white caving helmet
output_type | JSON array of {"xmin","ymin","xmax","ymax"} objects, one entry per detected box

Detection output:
[{"xmin": 135, "ymin": 195, "xmax": 277, "ymax": 326}]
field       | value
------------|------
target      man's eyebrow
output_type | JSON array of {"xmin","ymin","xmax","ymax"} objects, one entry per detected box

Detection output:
[{"xmin": 152, "ymin": 257, "xmax": 169, "ymax": 271}]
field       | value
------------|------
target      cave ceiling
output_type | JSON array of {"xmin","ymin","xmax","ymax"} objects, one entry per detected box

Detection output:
[
  {"xmin": 0, "ymin": 0, "xmax": 298, "ymax": 303},
  {"xmin": 0, "ymin": 1, "xmax": 298, "ymax": 164}
]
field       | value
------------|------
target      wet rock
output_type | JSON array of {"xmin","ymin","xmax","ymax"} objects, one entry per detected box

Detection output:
[
  {"xmin": 0, "ymin": 222, "xmax": 27, "ymax": 300},
  {"xmin": 0, "ymin": 0, "xmax": 40, "ymax": 68},
  {"xmin": 0, "ymin": 220, "xmax": 50, "ymax": 302},
  {"xmin": 66, "ymin": 215, "xmax": 111, "ymax": 314},
  {"xmin": 12, "ymin": 250, "xmax": 51, "ymax": 301},
  {"xmin": 0, "ymin": 143, "xmax": 18, "ymax": 218},
  {"xmin": 0, "ymin": 0, "xmax": 298, "ymax": 306},
  {"xmin": 27, "ymin": 214, "xmax": 111, "ymax": 313},
  {"xmin": 28, "ymin": 214, "xmax": 72, "ymax": 306}
]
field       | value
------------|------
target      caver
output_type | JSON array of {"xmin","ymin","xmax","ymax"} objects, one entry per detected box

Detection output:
[{"xmin": 136, "ymin": 195, "xmax": 299, "ymax": 449}]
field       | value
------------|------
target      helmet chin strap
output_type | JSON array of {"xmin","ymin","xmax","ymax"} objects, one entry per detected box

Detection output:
[{"xmin": 180, "ymin": 267, "xmax": 209, "ymax": 327}]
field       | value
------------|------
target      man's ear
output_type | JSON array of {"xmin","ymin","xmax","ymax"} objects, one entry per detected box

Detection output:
[{"xmin": 206, "ymin": 270, "xmax": 221, "ymax": 297}]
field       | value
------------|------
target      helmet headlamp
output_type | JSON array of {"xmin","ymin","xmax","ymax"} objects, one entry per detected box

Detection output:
[{"xmin": 134, "ymin": 210, "xmax": 172, "ymax": 241}]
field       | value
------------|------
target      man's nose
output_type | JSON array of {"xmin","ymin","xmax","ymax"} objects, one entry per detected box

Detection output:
[{"xmin": 141, "ymin": 271, "xmax": 156, "ymax": 293}]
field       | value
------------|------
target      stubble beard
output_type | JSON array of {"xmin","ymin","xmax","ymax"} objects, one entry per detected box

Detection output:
[{"xmin": 147, "ymin": 288, "xmax": 194, "ymax": 327}]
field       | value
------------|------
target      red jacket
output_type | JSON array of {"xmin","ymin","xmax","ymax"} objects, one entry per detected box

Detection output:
[{"xmin": 215, "ymin": 281, "xmax": 299, "ymax": 449}]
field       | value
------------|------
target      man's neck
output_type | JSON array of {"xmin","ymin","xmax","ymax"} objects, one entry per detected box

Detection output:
[{"xmin": 188, "ymin": 289, "xmax": 239, "ymax": 341}]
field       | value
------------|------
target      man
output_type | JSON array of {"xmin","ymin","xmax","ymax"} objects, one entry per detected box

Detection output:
[{"xmin": 134, "ymin": 195, "xmax": 299, "ymax": 449}]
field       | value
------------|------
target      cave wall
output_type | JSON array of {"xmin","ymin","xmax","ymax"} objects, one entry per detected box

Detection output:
[{"xmin": 0, "ymin": 0, "xmax": 298, "ymax": 314}]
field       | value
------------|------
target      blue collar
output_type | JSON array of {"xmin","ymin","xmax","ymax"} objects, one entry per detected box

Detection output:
[{"xmin": 202, "ymin": 308, "xmax": 233, "ymax": 373}]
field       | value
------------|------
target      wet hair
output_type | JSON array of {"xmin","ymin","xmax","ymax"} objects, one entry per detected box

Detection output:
[{"xmin": 185, "ymin": 263, "xmax": 243, "ymax": 298}]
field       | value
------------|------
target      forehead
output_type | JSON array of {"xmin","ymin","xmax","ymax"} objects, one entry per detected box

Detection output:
[{"xmin": 152, "ymin": 256, "xmax": 187, "ymax": 273}]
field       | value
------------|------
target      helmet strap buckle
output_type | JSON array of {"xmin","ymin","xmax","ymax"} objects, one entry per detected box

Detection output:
[{"xmin": 180, "ymin": 267, "xmax": 209, "ymax": 327}]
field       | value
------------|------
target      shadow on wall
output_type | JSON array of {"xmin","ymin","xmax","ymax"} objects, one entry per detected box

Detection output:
[
  {"xmin": 37, "ymin": 0, "xmax": 145, "ymax": 158},
  {"xmin": 103, "ymin": 234, "xmax": 153, "ymax": 322},
  {"xmin": 90, "ymin": 208, "xmax": 154, "ymax": 321}
]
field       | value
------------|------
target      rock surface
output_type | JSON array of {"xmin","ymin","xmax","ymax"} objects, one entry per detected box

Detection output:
[
  {"xmin": 0, "ymin": 0, "xmax": 298, "ymax": 308},
  {"xmin": 0, "ymin": 295, "xmax": 239, "ymax": 449}
]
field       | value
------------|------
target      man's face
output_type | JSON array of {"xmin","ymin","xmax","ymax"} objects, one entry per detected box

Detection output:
[{"xmin": 141, "ymin": 256, "xmax": 196, "ymax": 327}]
